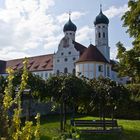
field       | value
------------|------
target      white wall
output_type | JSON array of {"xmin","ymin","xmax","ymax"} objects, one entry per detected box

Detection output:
[
  {"xmin": 32, "ymin": 70, "xmax": 53, "ymax": 80},
  {"xmin": 53, "ymin": 36, "xmax": 79, "ymax": 74},
  {"xmin": 76, "ymin": 62, "xmax": 111, "ymax": 79},
  {"xmin": 95, "ymin": 23, "xmax": 110, "ymax": 62}
]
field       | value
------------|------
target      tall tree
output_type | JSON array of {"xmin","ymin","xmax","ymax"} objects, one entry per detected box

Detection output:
[
  {"xmin": 116, "ymin": 0, "xmax": 140, "ymax": 83},
  {"xmin": 122, "ymin": 0, "xmax": 140, "ymax": 48}
]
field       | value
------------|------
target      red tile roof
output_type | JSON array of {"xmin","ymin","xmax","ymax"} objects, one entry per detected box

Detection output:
[
  {"xmin": 76, "ymin": 44, "xmax": 109, "ymax": 63},
  {"xmin": 6, "ymin": 54, "xmax": 53, "ymax": 72},
  {"xmin": 73, "ymin": 41, "xmax": 87, "ymax": 55}
]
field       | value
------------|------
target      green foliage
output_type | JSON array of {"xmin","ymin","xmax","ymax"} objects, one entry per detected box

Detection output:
[
  {"xmin": 118, "ymin": 0, "xmax": 140, "ymax": 83},
  {"xmin": 46, "ymin": 74, "xmax": 90, "ymax": 109},
  {"xmin": 126, "ymin": 84, "xmax": 140, "ymax": 101},
  {"xmin": 116, "ymin": 41, "xmax": 140, "ymax": 83},
  {"xmin": 13, "ymin": 70, "xmax": 47, "ymax": 101},
  {"xmin": 122, "ymin": 0, "xmax": 140, "ymax": 46},
  {"xmin": 0, "ymin": 58, "xmax": 41, "ymax": 140},
  {"xmin": 0, "ymin": 76, "xmax": 6, "ymax": 93}
]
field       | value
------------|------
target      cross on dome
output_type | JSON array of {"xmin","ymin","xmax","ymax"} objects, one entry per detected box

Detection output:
[
  {"xmin": 69, "ymin": 10, "xmax": 71, "ymax": 20},
  {"xmin": 100, "ymin": 4, "xmax": 102, "ymax": 12}
]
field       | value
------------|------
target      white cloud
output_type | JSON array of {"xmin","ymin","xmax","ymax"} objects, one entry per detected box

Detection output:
[
  {"xmin": 44, "ymin": 34, "xmax": 63, "ymax": 53},
  {"xmin": 57, "ymin": 11, "xmax": 87, "ymax": 24},
  {"xmin": 104, "ymin": 4, "xmax": 128, "ymax": 19},
  {"xmin": 0, "ymin": 46, "xmax": 30, "ymax": 60},
  {"xmin": 0, "ymin": 0, "xmax": 89, "ymax": 60},
  {"xmin": 76, "ymin": 26, "xmax": 94, "ymax": 45},
  {"xmin": 0, "ymin": 0, "xmax": 57, "ymax": 60}
]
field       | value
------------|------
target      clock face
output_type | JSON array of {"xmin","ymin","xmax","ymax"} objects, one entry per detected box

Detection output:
[{"xmin": 63, "ymin": 37, "xmax": 69, "ymax": 48}]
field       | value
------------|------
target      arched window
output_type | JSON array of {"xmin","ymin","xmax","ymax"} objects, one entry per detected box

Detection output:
[
  {"xmin": 98, "ymin": 32, "xmax": 101, "ymax": 38},
  {"xmin": 64, "ymin": 67, "xmax": 68, "ymax": 74},
  {"xmin": 56, "ymin": 70, "xmax": 59, "ymax": 76},
  {"xmin": 103, "ymin": 32, "xmax": 105, "ymax": 38},
  {"xmin": 64, "ymin": 58, "xmax": 68, "ymax": 62}
]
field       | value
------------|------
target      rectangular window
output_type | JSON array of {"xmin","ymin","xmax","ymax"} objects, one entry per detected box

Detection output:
[
  {"xmin": 41, "ymin": 73, "xmax": 43, "ymax": 78},
  {"xmin": 107, "ymin": 66, "xmax": 110, "ymax": 77},
  {"xmin": 98, "ymin": 65, "xmax": 103, "ymax": 72},
  {"xmin": 45, "ymin": 73, "xmax": 48, "ymax": 78}
]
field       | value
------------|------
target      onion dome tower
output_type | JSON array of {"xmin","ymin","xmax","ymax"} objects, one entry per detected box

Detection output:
[
  {"xmin": 94, "ymin": 5, "xmax": 110, "ymax": 62},
  {"xmin": 63, "ymin": 12, "xmax": 77, "ymax": 41}
]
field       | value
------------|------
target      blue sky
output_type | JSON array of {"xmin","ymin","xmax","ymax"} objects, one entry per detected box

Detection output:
[{"xmin": 0, "ymin": 0, "xmax": 132, "ymax": 60}]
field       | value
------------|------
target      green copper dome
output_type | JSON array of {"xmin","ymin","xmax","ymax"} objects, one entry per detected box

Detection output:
[
  {"xmin": 63, "ymin": 18, "xmax": 77, "ymax": 32},
  {"xmin": 94, "ymin": 10, "xmax": 109, "ymax": 25}
]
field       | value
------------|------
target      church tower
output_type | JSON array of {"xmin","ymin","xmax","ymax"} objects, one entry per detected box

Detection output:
[
  {"xmin": 53, "ymin": 14, "xmax": 79, "ymax": 75},
  {"xmin": 63, "ymin": 13, "xmax": 77, "ymax": 41},
  {"xmin": 94, "ymin": 5, "xmax": 110, "ymax": 62}
]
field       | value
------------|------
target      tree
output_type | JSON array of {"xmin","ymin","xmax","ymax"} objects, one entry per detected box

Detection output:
[
  {"xmin": 13, "ymin": 70, "xmax": 47, "ymax": 100},
  {"xmin": 88, "ymin": 77, "xmax": 129, "ymax": 122},
  {"xmin": 0, "ymin": 76, "xmax": 6, "ymax": 94},
  {"xmin": 0, "ymin": 59, "xmax": 40, "ymax": 140},
  {"xmin": 122, "ymin": 0, "xmax": 140, "ymax": 48},
  {"xmin": 46, "ymin": 74, "xmax": 90, "ymax": 131},
  {"xmin": 117, "ymin": 0, "xmax": 140, "ymax": 83},
  {"xmin": 116, "ymin": 41, "xmax": 140, "ymax": 83}
]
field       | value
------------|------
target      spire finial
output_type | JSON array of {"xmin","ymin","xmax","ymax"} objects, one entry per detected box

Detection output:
[
  {"xmin": 69, "ymin": 10, "xmax": 71, "ymax": 20},
  {"xmin": 100, "ymin": 4, "xmax": 102, "ymax": 12}
]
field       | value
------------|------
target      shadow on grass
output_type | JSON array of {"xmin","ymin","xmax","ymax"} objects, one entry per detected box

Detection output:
[
  {"xmin": 40, "ymin": 114, "xmax": 90, "ymax": 125},
  {"xmin": 122, "ymin": 129, "xmax": 140, "ymax": 140},
  {"xmin": 80, "ymin": 129, "xmax": 140, "ymax": 140},
  {"xmin": 80, "ymin": 133, "xmax": 121, "ymax": 140}
]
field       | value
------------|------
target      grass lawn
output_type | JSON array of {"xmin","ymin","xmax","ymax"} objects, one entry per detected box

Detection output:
[{"xmin": 39, "ymin": 114, "xmax": 140, "ymax": 140}]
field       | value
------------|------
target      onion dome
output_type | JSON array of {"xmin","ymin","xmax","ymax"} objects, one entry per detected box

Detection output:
[
  {"xmin": 63, "ymin": 18, "xmax": 77, "ymax": 32},
  {"xmin": 94, "ymin": 5, "xmax": 109, "ymax": 25}
]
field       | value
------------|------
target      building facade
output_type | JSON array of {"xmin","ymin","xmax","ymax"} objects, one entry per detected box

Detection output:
[{"xmin": 0, "ymin": 8, "xmax": 125, "ymax": 83}]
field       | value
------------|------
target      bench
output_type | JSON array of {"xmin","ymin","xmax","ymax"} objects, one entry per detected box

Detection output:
[{"xmin": 71, "ymin": 119, "xmax": 122, "ymax": 134}]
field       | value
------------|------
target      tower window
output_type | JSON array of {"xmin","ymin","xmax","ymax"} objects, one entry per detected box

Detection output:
[
  {"xmin": 64, "ymin": 58, "xmax": 68, "ymax": 62},
  {"xmin": 57, "ymin": 59, "xmax": 60, "ymax": 62},
  {"xmin": 98, "ymin": 32, "xmax": 101, "ymax": 38},
  {"xmin": 103, "ymin": 26, "xmax": 105, "ymax": 28},
  {"xmin": 68, "ymin": 51, "xmax": 71, "ymax": 54},
  {"xmin": 61, "ymin": 52, "xmax": 64, "ymax": 55},
  {"xmin": 103, "ymin": 32, "xmax": 105, "ymax": 38},
  {"xmin": 70, "ymin": 33, "xmax": 72, "ymax": 35},
  {"xmin": 98, "ymin": 26, "xmax": 100, "ymax": 28},
  {"xmin": 73, "ymin": 57, "xmax": 76, "ymax": 61},
  {"xmin": 64, "ymin": 67, "xmax": 68, "ymax": 74}
]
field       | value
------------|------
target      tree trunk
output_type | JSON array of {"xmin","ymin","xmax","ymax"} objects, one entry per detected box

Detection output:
[
  {"xmin": 63, "ymin": 100, "xmax": 66, "ymax": 131},
  {"xmin": 60, "ymin": 102, "xmax": 64, "ymax": 132}
]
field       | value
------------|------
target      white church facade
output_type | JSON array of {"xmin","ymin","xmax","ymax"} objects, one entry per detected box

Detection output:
[{"xmin": 0, "ymin": 8, "xmax": 127, "ymax": 83}]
